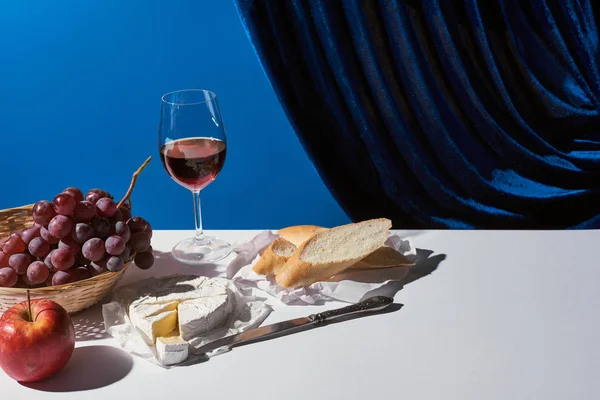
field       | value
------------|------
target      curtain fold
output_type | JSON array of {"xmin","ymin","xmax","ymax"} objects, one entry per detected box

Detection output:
[{"xmin": 234, "ymin": 0, "xmax": 600, "ymax": 228}]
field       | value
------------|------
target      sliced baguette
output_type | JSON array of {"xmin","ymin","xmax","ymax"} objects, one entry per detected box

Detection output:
[
  {"xmin": 278, "ymin": 225, "xmax": 412, "ymax": 270},
  {"xmin": 252, "ymin": 238, "xmax": 297, "ymax": 276},
  {"xmin": 276, "ymin": 218, "xmax": 392, "ymax": 288},
  {"xmin": 349, "ymin": 246, "xmax": 414, "ymax": 269},
  {"xmin": 277, "ymin": 225, "xmax": 327, "ymax": 247}
]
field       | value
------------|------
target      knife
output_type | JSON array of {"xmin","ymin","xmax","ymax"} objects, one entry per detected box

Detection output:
[{"xmin": 194, "ymin": 295, "xmax": 397, "ymax": 357}]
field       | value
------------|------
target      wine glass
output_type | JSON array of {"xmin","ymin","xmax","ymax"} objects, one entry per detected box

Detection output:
[{"xmin": 158, "ymin": 89, "xmax": 232, "ymax": 264}]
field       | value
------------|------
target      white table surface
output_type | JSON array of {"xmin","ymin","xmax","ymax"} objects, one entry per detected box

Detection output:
[{"xmin": 2, "ymin": 229, "xmax": 599, "ymax": 399}]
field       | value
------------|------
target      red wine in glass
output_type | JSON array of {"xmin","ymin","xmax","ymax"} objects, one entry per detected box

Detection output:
[
  {"xmin": 158, "ymin": 89, "xmax": 232, "ymax": 264},
  {"xmin": 160, "ymin": 137, "xmax": 227, "ymax": 191}
]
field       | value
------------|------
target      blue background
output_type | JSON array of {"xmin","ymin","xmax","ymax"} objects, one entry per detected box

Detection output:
[{"xmin": 0, "ymin": 0, "xmax": 349, "ymax": 229}]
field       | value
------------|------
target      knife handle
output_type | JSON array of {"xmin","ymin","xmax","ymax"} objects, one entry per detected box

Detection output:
[{"xmin": 309, "ymin": 296, "xmax": 394, "ymax": 323}]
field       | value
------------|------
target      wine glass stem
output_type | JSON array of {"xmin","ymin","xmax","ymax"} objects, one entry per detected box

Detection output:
[{"xmin": 192, "ymin": 190, "xmax": 207, "ymax": 244}]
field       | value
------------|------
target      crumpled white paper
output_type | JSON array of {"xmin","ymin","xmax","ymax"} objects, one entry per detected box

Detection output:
[
  {"xmin": 228, "ymin": 231, "xmax": 417, "ymax": 305},
  {"xmin": 102, "ymin": 276, "xmax": 272, "ymax": 368}
]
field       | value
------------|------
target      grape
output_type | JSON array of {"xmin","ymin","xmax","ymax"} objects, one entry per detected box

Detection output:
[
  {"xmin": 2, "ymin": 235, "xmax": 27, "ymax": 256},
  {"xmin": 44, "ymin": 250, "xmax": 57, "ymax": 272},
  {"xmin": 120, "ymin": 246, "xmax": 131, "ymax": 261},
  {"xmin": 130, "ymin": 232, "xmax": 151, "ymax": 252},
  {"xmin": 88, "ymin": 263, "xmax": 106, "ymax": 277},
  {"xmin": 96, "ymin": 198, "xmax": 117, "ymax": 218},
  {"xmin": 40, "ymin": 226, "xmax": 60, "ymax": 245},
  {"xmin": 113, "ymin": 221, "xmax": 131, "ymax": 243},
  {"xmin": 51, "ymin": 248, "xmax": 75, "ymax": 271},
  {"xmin": 10, "ymin": 229, "xmax": 24, "ymax": 238},
  {"xmin": 26, "ymin": 261, "xmax": 50, "ymax": 285},
  {"xmin": 20, "ymin": 275, "xmax": 35, "ymax": 287},
  {"xmin": 63, "ymin": 187, "xmax": 84, "ymax": 202},
  {"xmin": 28, "ymin": 237, "xmax": 50, "ymax": 258},
  {"xmin": 53, "ymin": 193, "xmax": 77, "ymax": 216},
  {"xmin": 59, "ymin": 236, "xmax": 80, "ymax": 254},
  {"xmin": 127, "ymin": 216, "xmax": 150, "ymax": 233},
  {"xmin": 73, "ymin": 201, "xmax": 96, "ymax": 222},
  {"xmin": 105, "ymin": 235, "xmax": 125, "ymax": 256},
  {"xmin": 85, "ymin": 189, "xmax": 108, "ymax": 205},
  {"xmin": 128, "ymin": 216, "xmax": 152, "ymax": 238},
  {"xmin": 52, "ymin": 270, "xmax": 76, "ymax": 286},
  {"xmin": 0, "ymin": 251, "xmax": 8, "ymax": 268},
  {"xmin": 82, "ymin": 238, "xmax": 105, "ymax": 262},
  {"xmin": 0, "ymin": 268, "xmax": 18, "ymax": 287},
  {"xmin": 32, "ymin": 200, "xmax": 57, "ymax": 225},
  {"xmin": 48, "ymin": 215, "xmax": 74, "ymax": 239},
  {"xmin": 134, "ymin": 251, "xmax": 154, "ymax": 270},
  {"xmin": 19, "ymin": 225, "xmax": 41, "ymax": 244},
  {"xmin": 45, "ymin": 272, "xmax": 55, "ymax": 287},
  {"xmin": 92, "ymin": 256, "xmax": 108, "ymax": 268},
  {"xmin": 9, "ymin": 253, "xmax": 32, "ymax": 275},
  {"xmin": 0, "ymin": 237, "xmax": 8, "ymax": 247},
  {"xmin": 119, "ymin": 206, "xmax": 132, "ymax": 222},
  {"xmin": 112, "ymin": 210, "xmax": 123, "ymax": 222},
  {"xmin": 91, "ymin": 217, "xmax": 110, "ymax": 238},
  {"xmin": 72, "ymin": 223, "xmax": 94, "ymax": 244},
  {"xmin": 106, "ymin": 256, "xmax": 124, "ymax": 272}
]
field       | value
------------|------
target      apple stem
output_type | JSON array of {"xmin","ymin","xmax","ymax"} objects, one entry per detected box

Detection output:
[
  {"xmin": 117, "ymin": 156, "xmax": 152, "ymax": 210},
  {"xmin": 26, "ymin": 289, "xmax": 32, "ymax": 322}
]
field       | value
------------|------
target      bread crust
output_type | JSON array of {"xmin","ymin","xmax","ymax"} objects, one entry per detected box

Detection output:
[
  {"xmin": 252, "ymin": 238, "xmax": 296, "ymax": 275},
  {"xmin": 276, "ymin": 218, "xmax": 392, "ymax": 288},
  {"xmin": 277, "ymin": 225, "xmax": 326, "ymax": 247}
]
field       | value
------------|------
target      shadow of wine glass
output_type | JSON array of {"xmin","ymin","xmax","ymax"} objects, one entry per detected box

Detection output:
[
  {"xmin": 119, "ymin": 249, "xmax": 225, "ymax": 287},
  {"xmin": 21, "ymin": 345, "xmax": 132, "ymax": 392}
]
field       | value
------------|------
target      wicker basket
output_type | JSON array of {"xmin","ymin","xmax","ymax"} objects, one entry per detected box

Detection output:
[{"xmin": 0, "ymin": 204, "xmax": 128, "ymax": 314}]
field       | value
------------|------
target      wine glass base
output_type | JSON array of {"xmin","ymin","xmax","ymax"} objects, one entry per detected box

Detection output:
[{"xmin": 171, "ymin": 236, "xmax": 233, "ymax": 265}]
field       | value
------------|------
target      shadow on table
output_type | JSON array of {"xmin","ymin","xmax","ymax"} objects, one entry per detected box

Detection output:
[
  {"xmin": 180, "ymin": 301, "xmax": 406, "ymax": 367},
  {"xmin": 21, "ymin": 345, "xmax": 132, "ymax": 392},
  {"xmin": 120, "ymin": 249, "xmax": 226, "ymax": 286},
  {"xmin": 71, "ymin": 306, "xmax": 109, "ymax": 342},
  {"xmin": 356, "ymin": 248, "xmax": 447, "ymax": 301}
]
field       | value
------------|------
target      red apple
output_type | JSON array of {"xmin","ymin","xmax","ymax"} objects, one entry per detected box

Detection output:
[{"xmin": 0, "ymin": 299, "xmax": 75, "ymax": 382}]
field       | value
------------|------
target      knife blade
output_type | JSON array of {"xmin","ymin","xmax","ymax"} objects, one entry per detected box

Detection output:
[{"xmin": 194, "ymin": 295, "xmax": 397, "ymax": 357}]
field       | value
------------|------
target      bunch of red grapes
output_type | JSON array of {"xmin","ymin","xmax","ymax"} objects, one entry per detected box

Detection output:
[{"xmin": 0, "ymin": 187, "xmax": 154, "ymax": 288}]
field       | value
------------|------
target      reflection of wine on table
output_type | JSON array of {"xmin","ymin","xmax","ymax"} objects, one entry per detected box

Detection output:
[{"xmin": 160, "ymin": 137, "xmax": 226, "ymax": 191}]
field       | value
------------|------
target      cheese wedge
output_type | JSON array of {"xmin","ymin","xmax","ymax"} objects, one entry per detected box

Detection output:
[
  {"xmin": 178, "ymin": 294, "xmax": 231, "ymax": 341},
  {"xmin": 129, "ymin": 304, "xmax": 179, "ymax": 345},
  {"xmin": 128, "ymin": 276, "xmax": 235, "ymax": 351},
  {"xmin": 156, "ymin": 330, "xmax": 189, "ymax": 366}
]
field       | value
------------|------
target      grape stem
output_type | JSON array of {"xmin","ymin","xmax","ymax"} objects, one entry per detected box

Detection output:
[{"xmin": 117, "ymin": 156, "xmax": 152, "ymax": 209}]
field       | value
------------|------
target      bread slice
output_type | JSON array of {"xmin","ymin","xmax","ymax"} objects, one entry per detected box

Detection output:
[
  {"xmin": 276, "ymin": 218, "xmax": 392, "ymax": 288},
  {"xmin": 277, "ymin": 224, "xmax": 412, "ymax": 270},
  {"xmin": 349, "ymin": 246, "xmax": 414, "ymax": 269},
  {"xmin": 277, "ymin": 225, "xmax": 327, "ymax": 247},
  {"xmin": 252, "ymin": 238, "xmax": 297, "ymax": 276}
]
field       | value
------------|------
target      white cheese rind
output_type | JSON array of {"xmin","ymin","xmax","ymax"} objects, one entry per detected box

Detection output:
[
  {"xmin": 129, "ymin": 305, "xmax": 179, "ymax": 345},
  {"xmin": 177, "ymin": 294, "xmax": 231, "ymax": 341},
  {"xmin": 127, "ymin": 276, "xmax": 236, "ymax": 359},
  {"xmin": 156, "ymin": 334, "xmax": 189, "ymax": 366}
]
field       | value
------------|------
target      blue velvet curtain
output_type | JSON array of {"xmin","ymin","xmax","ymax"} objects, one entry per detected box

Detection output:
[{"xmin": 234, "ymin": 0, "xmax": 600, "ymax": 229}]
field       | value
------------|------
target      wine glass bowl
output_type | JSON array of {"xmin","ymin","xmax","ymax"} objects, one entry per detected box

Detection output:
[{"xmin": 158, "ymin": 89, "xmax": 232, "ymax": 264}]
